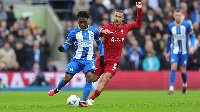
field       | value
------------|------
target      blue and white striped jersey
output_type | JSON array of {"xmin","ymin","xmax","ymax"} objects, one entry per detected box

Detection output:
[
  {"xmin": 63, "ymin": 25, "xmax": 104, "ymax": 60},
  {"xmin": 167, "ymin": 20, "xmax": 194, "ymax": 54}
]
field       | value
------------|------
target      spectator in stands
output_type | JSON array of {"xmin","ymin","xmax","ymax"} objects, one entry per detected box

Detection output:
[
  {"xmin": 7, "ymin": 34, "xmax": 15, "ymax": 48},
  {"xmin": 164, "ymin": 1, "xmax": 174, "ymax": 14},
  {"xmin": 8, "ymin": 61, "xmax": 20, "ymax": 71},
  {"xmin": 72, "ymin": 0, "xmax": 90, "ymax": 19},
  {"xmin": 152, "ymin": 32, "xmax": 162, "ymax": 55},
  {"xmin": 154, "ymin": 7, "xmax": 164, "ymax": 22},
  {"xmin": 193, "ymin": 22, "xmax": 200, "ymax": 35},
  {"xmin": 158, "ymin": 48, "xmax": 171, "ymax": 70},
  {"xmin": 127, "ymin": 39, "xmax": 144, "ymax": 58},
  {"xmin": 141, "ymin": 5, "xmax": 149, "ymax": 23},
  {"xmin": 142, "ymin": 51, "xmax": 160, "ymax": 71},
  {"xmin": 65, "ymin": 20, "xmax": 73, "ymax": 37},
  {"xmin": 0, "ymin": 2, "xmax": 7, "ymax": 22},
  {"xmin": 24, "ymin": 22, "xmax": 35, "ymax": 38},
  {"xmin": 10, "ymin": 23, "xmax": 19, "ymax": 37},
  {"xmin": 0, "ymin": 42, "xmax": 16, "ymax": 70},
  {"xmin": 6, "ymin": 5, "xmax": 16, "ymax": 29},
  {"xmin": 40, "ymin": 34, "xmax": 50, "ymax": 64},
  {"xmin": 0, "ymin": 21, "xmax": 9, "ymax": 35},
  {"xmin": 118, "ymin": 48, "xmax": 128, "ymax": 70},
  {"xmin": 18, "ymin": 18, "xmax": 26, "ymax": 31},
  {"xmin": 136, "ymin": 27, "xmax": 145, "ymax": 48},
  {"xmin": 0, "ymin": 31, "xmax": 7, "ymax": 48},
  {"xmin": 180, "ymin": 1, "xmax": 189, "ymax": 19},
  {"xmin": 127, "ymin": 47, "xmax": 142, "ymax": 70},
  {"xmin": 89, "ymin": 0, "xmax": 107, "ymax": 25},
  {"xmin": 32, "ymin": 62, "xmax": 41, "ymax": 73},
  {"xmin": 148, "ymin": 0, "xmax": 158, "ymax": 11},
  {"xmin": 44, "ymin": 58, "xmax": 57, "ymax": 71},
  {"xmin": 144, "ymin": 40, "xmax": 155, "ymax": 57},
  {"xmin": 16, "ymin": 29, "xmax": 25, "ymax": 41},
  {"xmin": 26, "ymin": 40, "xmax": 45, "ymax": 71},
  {"xmin": 190, "ymin": 6, "xmax": 200, "ymax": 24},
  {"xmin": 187, "ymin": 53, "xmax": 199, "ymax": 70},
  {"xmin": 14, "ymin": 40, "xmax": 26, "ymax": 70},
  {"xmin": 24, "ymin": 34, "xmax": 34, "ymax": 52}
]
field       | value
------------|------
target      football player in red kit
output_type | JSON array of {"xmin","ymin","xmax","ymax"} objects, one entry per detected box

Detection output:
[{"xmin": 87, "ymin": 2, "xmax": 143, "ymax": 105}]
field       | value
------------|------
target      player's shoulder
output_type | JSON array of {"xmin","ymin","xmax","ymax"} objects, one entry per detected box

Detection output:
[
  {"xmin": 168, "ymin": 21, "xmax": 175, "ymax": 28},
  {"xmin": 89, "ymin": 25, "xmax": 98, "ymax": 31},
  {"xmin": 69, "ymin": 27, "xmax": 79, "ymax": 34},
  {"xmin": 182, "ymin": 20, "xmax": 191, "ymax": 27},
  {"xmin": 104, "ymin": 23, "xmax": 113, "ymax": 28}
]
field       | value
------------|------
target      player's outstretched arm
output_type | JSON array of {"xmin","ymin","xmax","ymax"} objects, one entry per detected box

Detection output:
[{"xmin": 128, "ymin": 2, "xmax": 142, "ymax": 30}]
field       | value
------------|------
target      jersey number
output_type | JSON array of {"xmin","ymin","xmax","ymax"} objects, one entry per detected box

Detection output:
[{"xmin": 112, "ymin": 63, "xmax": 117, "ymax": 70}]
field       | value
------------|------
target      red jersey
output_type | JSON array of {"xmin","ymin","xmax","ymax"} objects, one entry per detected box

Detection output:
[{"xmin": 98, "ymin": 8, "xmax": 142, "ymax": 63}]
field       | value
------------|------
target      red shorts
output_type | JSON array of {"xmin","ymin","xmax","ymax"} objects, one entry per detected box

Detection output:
[{"xmin": 95, "ymin": 58, "xmax": 119, "ymax": 76}]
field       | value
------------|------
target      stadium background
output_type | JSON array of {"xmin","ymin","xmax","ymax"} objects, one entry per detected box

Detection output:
[{"xmin": 0, "ymin": 0, "xmax": 200, "ymax": 91}]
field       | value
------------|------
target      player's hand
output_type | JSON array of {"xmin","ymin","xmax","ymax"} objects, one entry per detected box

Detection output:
[
  {"xmin": 58, "ymin": 45, "xmax": 65, "ymax": 52},
  {"xmin": 136, "ymin": 2, "xmax": 142, "ymax": 8},
  {"xmin": 100, "ymin": 56, "xmax": 105, "ymax": 68},
  {"xmin": 189, "ymin": 47, "xmax": 194, "ymax": 55},
  {"xmin": 165, "ymin": 53, "xmax": 170, "ymax": 62},
  {"xmin": 102, "ymin": 29, "xmax": 110, "ymax": 34}
]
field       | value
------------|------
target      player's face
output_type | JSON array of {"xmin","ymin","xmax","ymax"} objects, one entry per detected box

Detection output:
[
  {"xmin": 173, "ymin": 12, "xmax": 182, "ymax": 23},
  {"xmin": 114, "ymin": 12, "xmax": 124, "ymax": 25},
  {"xmin": 78, "ymin": 17, "xmax": 88, "ymax": 29}
]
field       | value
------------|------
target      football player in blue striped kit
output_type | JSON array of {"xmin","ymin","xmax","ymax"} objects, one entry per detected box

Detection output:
[
  {"xmin": 48, "ymin": 11, "xmax": 105, "ymax": 107},
  {"xmin": 166, "ymin": 9, "xmax": 195, "ymax": 94}
]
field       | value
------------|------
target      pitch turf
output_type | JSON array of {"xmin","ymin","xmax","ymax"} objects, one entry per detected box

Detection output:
[{"xmin": 0, "ymin": 90, "xmax": 200, "ymax": 112}]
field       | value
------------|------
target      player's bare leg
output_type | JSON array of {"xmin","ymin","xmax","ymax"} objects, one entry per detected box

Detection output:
[
  {"xmin": 93, "ymin": 75, "xmax": 100, "ymax": 82},
  {"xmin": 88, "ymin": 72, "xmax": 113, "ymax": 105},
  {"xmin": 168, "ymin": 63, "xmax": 178, "ymax": 94},
  {"xmin": 180, "ymin": 67, "xmax": 187, "ymax": 94},
  {"xmin": 80, "ymin": 71, "xmax": 94, "ymax": 107},
  {"xmin": 48, "ymin": 73, "xmax": 73, "ymax": 96},
  {"xmin": 96, "ymin": 72, "xmax": 113, "ymax": 92}
]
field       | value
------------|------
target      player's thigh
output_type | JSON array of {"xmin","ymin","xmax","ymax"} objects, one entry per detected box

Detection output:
[
  {"xmin": 170, "ymin": 53, "xmax": 179, "ymax": 64},
  {"xmin": 95, "ymin": 59, "xmax": 104, "ymax": 77},
  {"xmin": 104, "ymin": 62, "xmax": 119, "ymax": 76},
  {"xmin": 83, "ymin": 60, "xmax": 96, "ymax": 74},
  {"xmin": 66, "ymin": 60, "xmax": 82, "ymax": 75},
  {"xmin": 179, "ymin": 54, "xmax": 188, "ymax": 67}
]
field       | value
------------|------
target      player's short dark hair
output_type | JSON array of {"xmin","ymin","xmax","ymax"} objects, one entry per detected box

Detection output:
[
  {"xmin": 115, "ymin": 10, "xmax": 124, "ymax": 16},
  {"xmin": 77, "ymin": 11, "xmax": 89, "ymax": 19},
  {"xmin": 174, "ymin": 9, "xmax": 182, "ymax": 13}
]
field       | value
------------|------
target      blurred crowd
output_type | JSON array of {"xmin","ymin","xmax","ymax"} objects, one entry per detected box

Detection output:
[
  {"xmin": 0, "ymin": 0, "xmax": 200, "ymax": 72},
  {"xmin": 63, "ymin": 0, "xmax": 200, "ymax": 71},
  {"xmin": 0, "ymin": 2, "xmax": 57, "ymax": 72}
]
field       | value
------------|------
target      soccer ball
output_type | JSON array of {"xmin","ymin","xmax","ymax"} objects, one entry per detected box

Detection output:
[{"xmin": 67, "ymin": 95, "xmax": 80, "ymax": 107}]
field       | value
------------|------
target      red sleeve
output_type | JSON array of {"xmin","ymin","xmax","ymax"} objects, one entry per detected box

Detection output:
[
  {"xmin": 99, "ymin": 24, "xmax": 108, "ymax": 37},
  {"xmin": 126, "ymin": 8, "xmax": 142, "ymax": 31}
]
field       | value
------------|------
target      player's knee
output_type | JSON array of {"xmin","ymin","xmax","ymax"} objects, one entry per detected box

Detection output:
[
  {"xmin": 102, "ymin": 76, "xmax": 111, "ymax": 84},
  {"xmin": 180, "ymin": 68, "xmax": 186, "ymax": 73},
  {"xmin": 171, "ymin": 65, "xmax": 177, "ymax": 70},
  {"xmin": 93, "ymin": 76, "xmax": 100, "ymax": 82}
]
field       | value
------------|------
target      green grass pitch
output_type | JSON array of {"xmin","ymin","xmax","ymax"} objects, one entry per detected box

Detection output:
[{"xmin": 0, "ymin": 90, "xmax": 200, "ymax": 112}]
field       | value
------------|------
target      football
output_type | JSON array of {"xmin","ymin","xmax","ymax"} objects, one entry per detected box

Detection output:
[{"xmin": 67, "ymin": 95, "xmax": 80, "ymax": 107}]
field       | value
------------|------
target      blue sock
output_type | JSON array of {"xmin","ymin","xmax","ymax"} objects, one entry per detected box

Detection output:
[
  {"xmin": 57, "ymin": 78, "xmax": 67, "ymax": 90},
  {"xmin": 82, "ymin": 82, "xmax": 92, "ymax": 101},
  {"xmin": 170, "ymin": 70, "xmax": 176, "ymax": 86},
  {"xmin": 181, "ymin": 72, "xmax": 187, "ymax": 84}
]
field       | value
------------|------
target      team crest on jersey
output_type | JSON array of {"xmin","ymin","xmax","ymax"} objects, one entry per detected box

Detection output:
[
  {"xmin": 183, "ymin": 59, "xmax": 187, "ymax": 66},
  {"xmin": 121, "ymin": 29, "xmax": 123, "ymax": 34}
]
